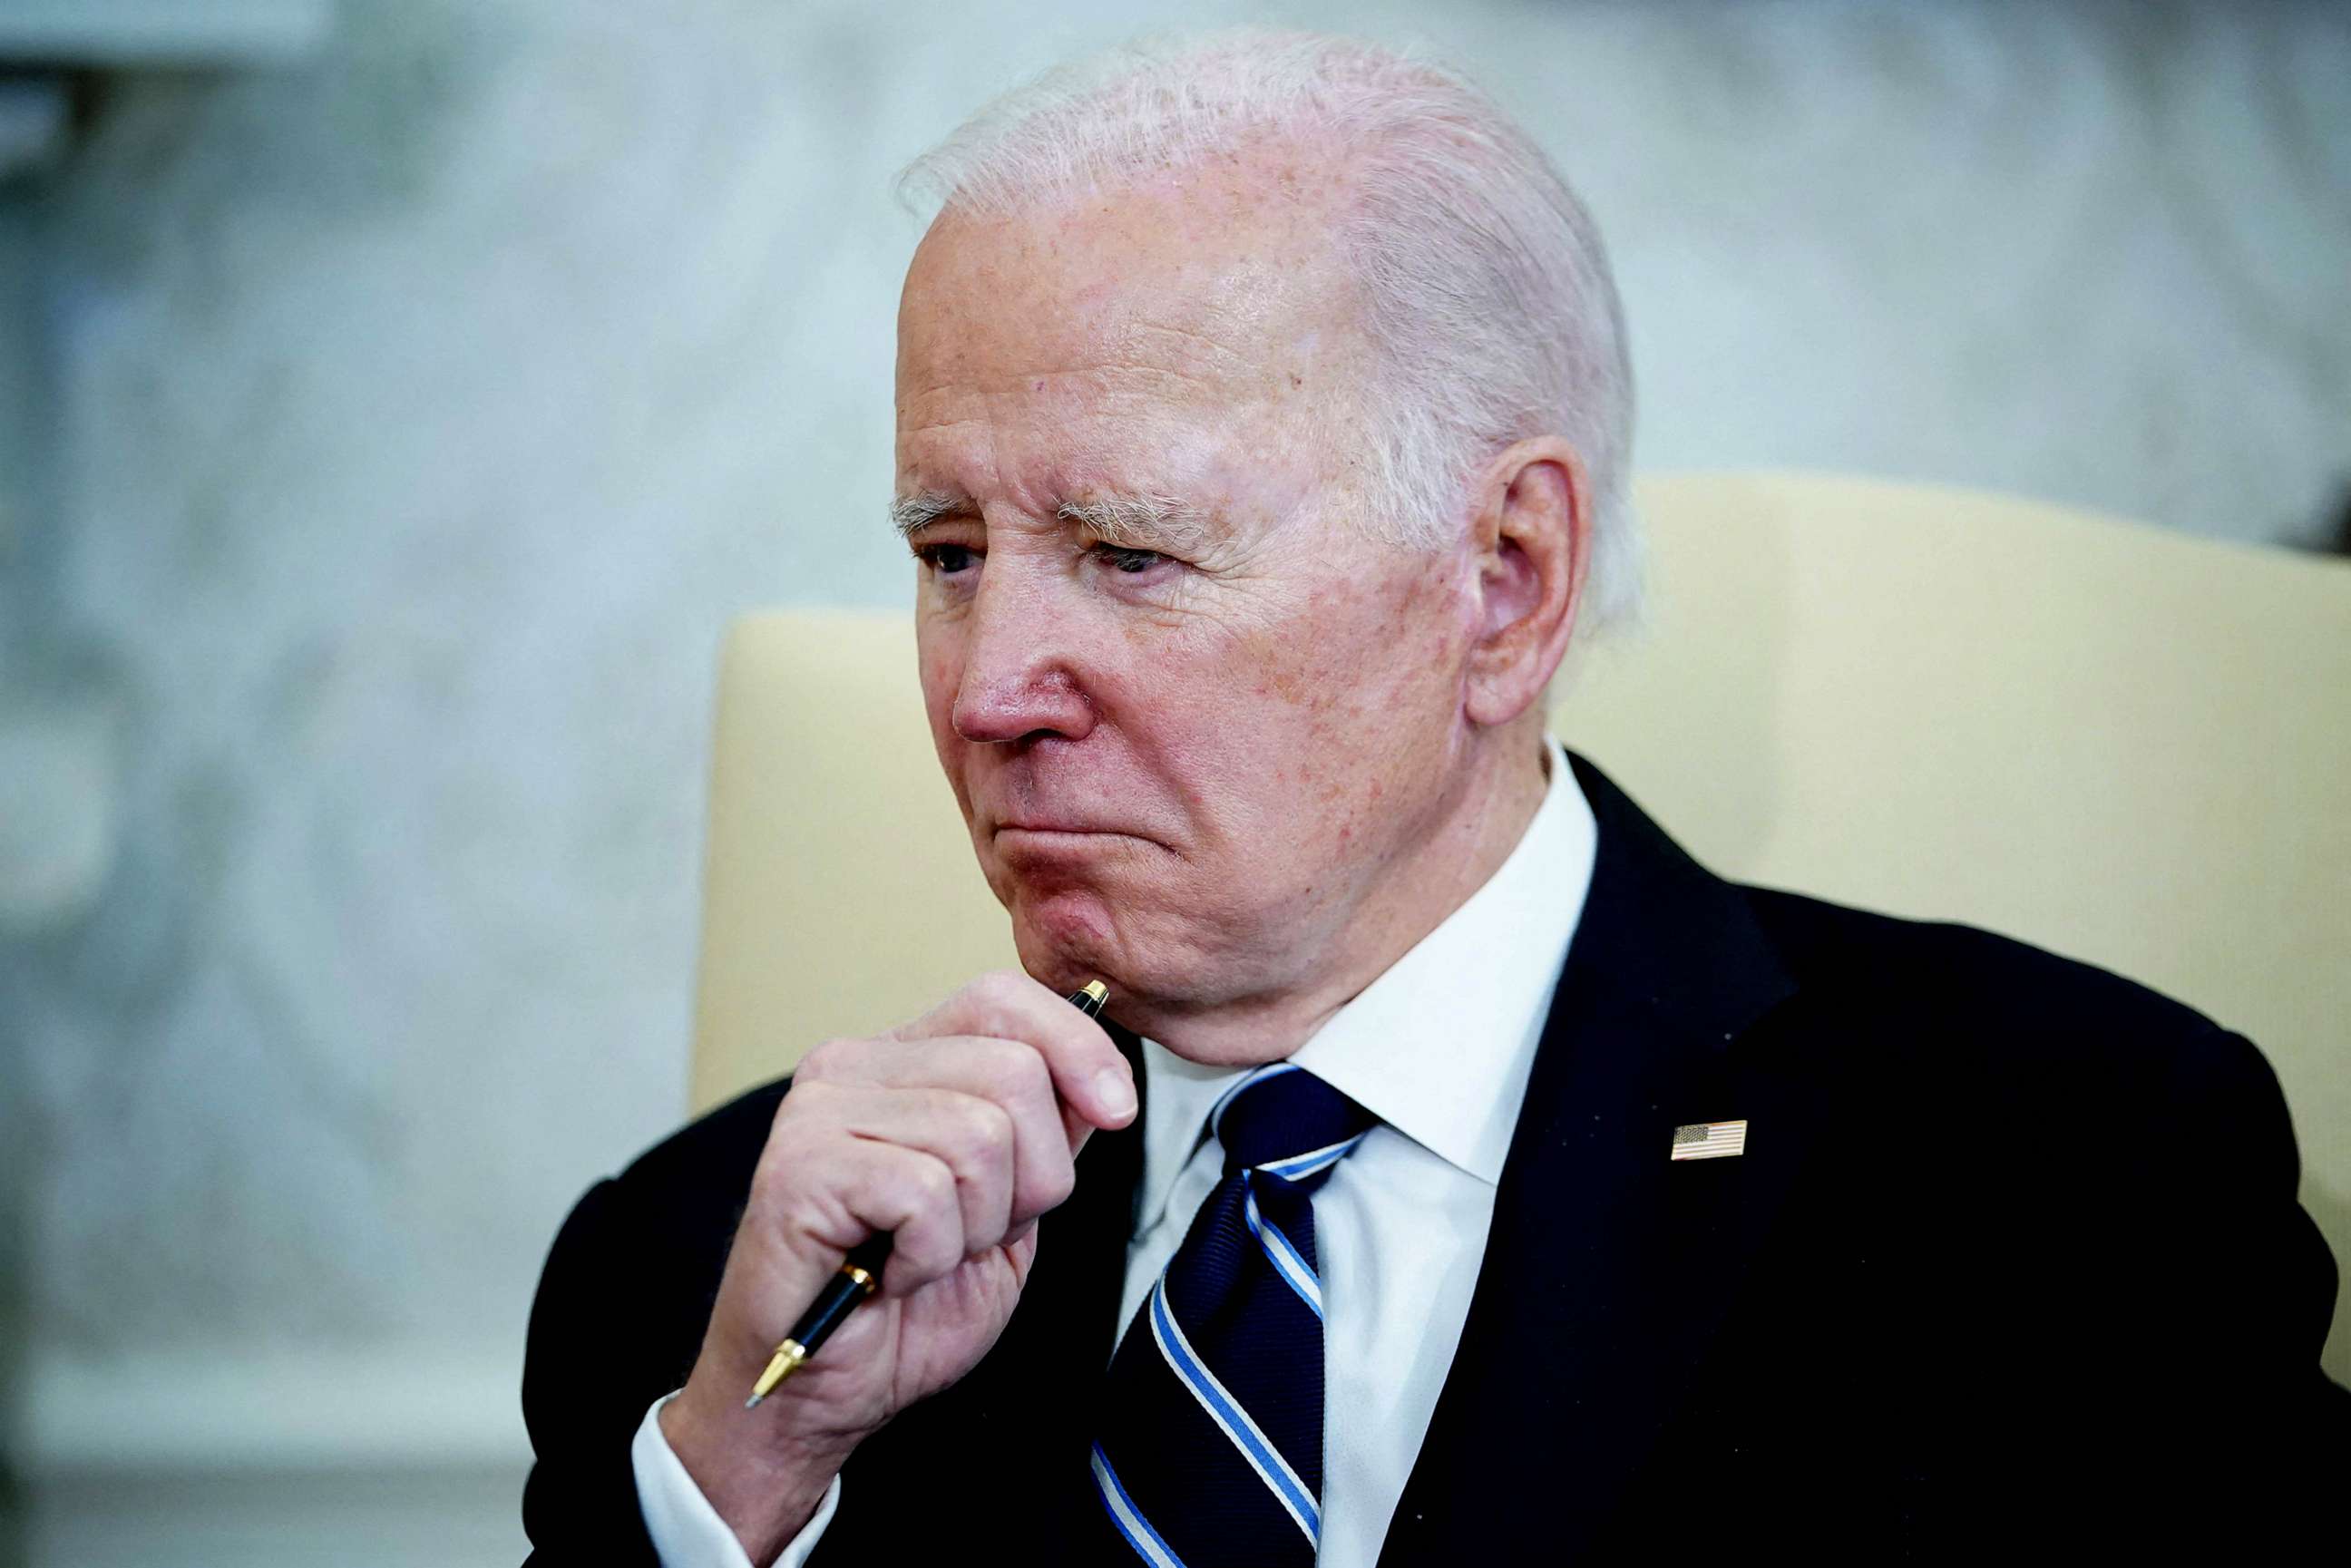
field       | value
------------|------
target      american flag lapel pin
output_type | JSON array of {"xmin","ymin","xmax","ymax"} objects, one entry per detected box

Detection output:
[{"xmin": 1670, "ymin": 1120, "xmax": 1748, "ymax": 1161}]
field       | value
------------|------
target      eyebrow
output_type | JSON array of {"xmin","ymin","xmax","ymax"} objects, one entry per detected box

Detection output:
[
  {"xmin": 890, "ymin": 491, "xmax": 962, "ymax": 540},
  {"xmin": 890, "ymin": 490, "xmax": 1216, "ymax": 553},
  {"xmin": 1055, "ymin": 494, "xmax": 1214, "ymax": 553}
]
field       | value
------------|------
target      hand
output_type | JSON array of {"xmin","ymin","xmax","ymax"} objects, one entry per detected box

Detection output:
[{"xmin": 658, "ymin": 970, "xmax": 1137, "ymax": 1563}]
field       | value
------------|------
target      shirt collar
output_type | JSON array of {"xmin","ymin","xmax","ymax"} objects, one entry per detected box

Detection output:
[{"xmin": 1133, "ymin": 735, "xmax": 1599, "ymax": 1232}]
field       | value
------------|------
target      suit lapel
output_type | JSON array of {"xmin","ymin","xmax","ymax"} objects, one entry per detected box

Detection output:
[{"xmin": 1380, "ymin": 754, "xmax": 1816, "ymax": 1564}]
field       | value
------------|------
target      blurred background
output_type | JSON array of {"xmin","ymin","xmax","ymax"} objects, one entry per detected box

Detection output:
[{"xmin": 0, "ymin": 1, "xmax": 2344, "ymax": 1563}]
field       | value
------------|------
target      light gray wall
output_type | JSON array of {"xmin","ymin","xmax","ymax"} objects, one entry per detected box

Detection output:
[{"xmin": 3, "ymin": 1, "xmax": 2346, "ymax": 1561}]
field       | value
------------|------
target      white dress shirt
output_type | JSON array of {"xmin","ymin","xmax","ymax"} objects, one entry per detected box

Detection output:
[{"xmin": 632, "ymin": 735, "xmax": 1598, "ymax": 1566}]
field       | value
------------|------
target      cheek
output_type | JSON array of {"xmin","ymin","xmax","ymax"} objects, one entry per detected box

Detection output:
[
  {"xmin": 1273, "ymin": 575, "xmax": 1460, "ymax": 719},
  {"xmin": 1216, "ymin": 579, "xmax": 1462, "ymax": 811}
]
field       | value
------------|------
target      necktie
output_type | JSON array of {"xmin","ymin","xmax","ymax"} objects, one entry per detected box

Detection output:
[{"xmin": 1089, "ymin": 1062, "xmax": 1378, "ymax": 1566}]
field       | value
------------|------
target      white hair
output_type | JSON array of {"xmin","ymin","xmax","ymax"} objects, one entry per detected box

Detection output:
[{"xmin": 898, "ymin": 29, "xmax": 1642, "ymax": 640}]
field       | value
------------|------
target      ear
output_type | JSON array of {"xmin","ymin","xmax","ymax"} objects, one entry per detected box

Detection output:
[{"xmin": 1460, "ymin": 436, "xmax": 1590, "ymax": 728}]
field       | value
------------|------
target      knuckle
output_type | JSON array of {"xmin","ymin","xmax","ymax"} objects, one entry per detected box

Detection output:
[
  {"xmin": 957, "ymin": 1094, "xmax": 1014, "ymax": 1157},
  {"xmin": 782, "ymin": 1075, "xmax": 834, "ymax": 1107},
  {"xmin": 967, "ymin": 969, "xmax": 1032, "ymax": 1027},
  {"xmin": 980, "ymin": 1037, "xmax": 1053, "ymax": 1106},
  {"xmin": 912, "ymin": 1154, "xmax": 958, "ymax": 1212},
  {"xmin": 795, "ymin": 1037, "xmax": 854, "ymax": 1081}
]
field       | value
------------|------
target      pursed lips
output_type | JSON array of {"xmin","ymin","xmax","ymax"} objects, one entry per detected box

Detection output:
[
  {"xmin": 990, "ymin": 813, "xmax": 1163, "ymax": 847},
  {"xmin": 996, "ymin": 819, "xmax": 1133, "ymax": 836},
  {"xmin": 986, "ymin": 815, "xmax": 1175, "ymax": 866}
]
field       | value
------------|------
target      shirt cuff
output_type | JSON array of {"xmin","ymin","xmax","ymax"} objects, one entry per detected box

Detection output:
[{"xmin": 630, "ymin": 1391, "xmax": 843, "ymax": 1568}]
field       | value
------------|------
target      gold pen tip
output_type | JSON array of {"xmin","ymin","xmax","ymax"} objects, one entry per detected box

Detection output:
[
  {"xmin": 745, "ymin": 1340, "xmax": 808, "ymax": 1408},
  {"xmin": 1080, "ymin": 979, "xmax": 1107, "ymax": 1004}
]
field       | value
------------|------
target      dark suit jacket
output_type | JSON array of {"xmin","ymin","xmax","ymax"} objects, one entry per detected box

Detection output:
[{"xmin": 522, "ymin": 755, "xmax": 2345, "ymax": 1563}]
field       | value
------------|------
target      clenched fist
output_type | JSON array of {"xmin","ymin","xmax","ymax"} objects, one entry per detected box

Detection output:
[{"xmin": 657, "ymin": 970, "xmax": 1137, "ymax": 1562}]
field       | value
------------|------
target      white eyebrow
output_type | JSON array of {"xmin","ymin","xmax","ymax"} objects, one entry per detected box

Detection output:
[
  {"xmin": 889, "ymin": 491, "xmax": 962, "ymax": 540},
  {"xmin": 1056, "ymin": 493, "xmax": 1214, "ymax": 552}
]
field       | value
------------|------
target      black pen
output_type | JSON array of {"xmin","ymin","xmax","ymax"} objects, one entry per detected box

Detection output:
[{"xmin": 745, "ymin": 979, "xmax": 1111, "ymax": 1407}]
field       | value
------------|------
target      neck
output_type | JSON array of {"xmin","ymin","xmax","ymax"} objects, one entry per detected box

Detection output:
[{"xmin": 1124, "ymin": 717, "xmax": 1553, "ymax": 1066}]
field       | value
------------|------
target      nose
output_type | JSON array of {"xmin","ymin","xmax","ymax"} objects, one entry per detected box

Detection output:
[{"xmin": 948, "ymin": 570, "xmax": 1097, "ymax": 745}]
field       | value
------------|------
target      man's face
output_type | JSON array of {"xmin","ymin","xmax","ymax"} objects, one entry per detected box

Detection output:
[{"xmin": 895, "ymin": 166, "xmax": 1485, "ymax": 1037}]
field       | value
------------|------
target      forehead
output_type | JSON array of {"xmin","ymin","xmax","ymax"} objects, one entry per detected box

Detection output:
[
  {"xmin": 896, "ymin": 160, "xmax": 1367, "ymax": 417},
  {"xmin": 894, "ymin": 165, "xmax": 1372, "ymax": 532}
]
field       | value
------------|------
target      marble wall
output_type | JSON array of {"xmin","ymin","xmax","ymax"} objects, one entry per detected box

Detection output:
[{"xmin": 2, "ymin": 0, "xmax": 2346, "ymax": 1561}]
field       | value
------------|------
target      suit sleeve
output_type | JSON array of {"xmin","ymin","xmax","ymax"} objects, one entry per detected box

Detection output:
[
  {"xmin": 520, "ymin": 1178, "xmax": 667, "ymax": 1565},
  {"xmin": 2112, "ymin": 1027, "xmax": 2347, "ymax": 1543}
]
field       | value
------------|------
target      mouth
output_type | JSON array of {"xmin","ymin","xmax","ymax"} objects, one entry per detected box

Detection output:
[
  {"xmin": 990, "ymin": 821, "xmax": 1162, "ymax": 856},
  {"xmin": 995, "ymin": 823, "xmax": 1152, "ymax": 842}
]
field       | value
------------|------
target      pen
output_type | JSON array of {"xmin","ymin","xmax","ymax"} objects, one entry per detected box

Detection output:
[{"xmin": 745, "ymin": 979, "xmax": 1111, "ymax": 1407}]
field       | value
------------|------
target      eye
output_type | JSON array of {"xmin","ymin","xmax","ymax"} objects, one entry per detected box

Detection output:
[
  {"xmin": 1092, "ymin": 545, "xmax": 1168, "ymax": 575},
  {"xmin": 915, "ymin": 542, "xmax": 978, "ymax": 575}
]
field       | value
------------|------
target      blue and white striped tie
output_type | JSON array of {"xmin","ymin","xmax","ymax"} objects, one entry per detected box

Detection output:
[{"xmin": 1090, "ymin": 1062, "xmax": 1377, "ymax": 1566}]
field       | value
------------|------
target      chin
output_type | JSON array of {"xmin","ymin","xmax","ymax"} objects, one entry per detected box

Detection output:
[
  {"xmin": 1007, "ymin": 888, "xmax": 1123, "ymax": 990},
  {"xmin": 1014, "ymin": 916, "xmax": 1247, "ymax": 1029},
  {"xmin": 1007, "ymin": 888, "xmax": 1205, "ymax": 1008}
]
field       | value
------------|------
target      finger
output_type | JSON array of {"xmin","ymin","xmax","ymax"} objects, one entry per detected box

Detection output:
[
  {"xmin": 893, "ymin": 969, "xmax": 1137, "ymax": 1134},
  {"xmin": 795, "ymin": 1082, "xmax": 1016, "ymax": 1254},
  {"xmin": 805, "ymin": 1136, "xmax": 966, "ymax": 1300},
  {"xmin": 815, "ymin": 1037, "xmax": 1078, "ymax": 1228}
]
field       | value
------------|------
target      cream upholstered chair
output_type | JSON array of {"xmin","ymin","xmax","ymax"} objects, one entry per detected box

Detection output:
[{"xmin": 689, "ymin": 470, "xmax": 2351, "ymax": 1379}]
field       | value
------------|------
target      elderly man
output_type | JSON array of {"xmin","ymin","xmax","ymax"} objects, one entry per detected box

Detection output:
[{"xmin": 521, "ymin": 32, "xmax": 2342, "ymax": 1567}]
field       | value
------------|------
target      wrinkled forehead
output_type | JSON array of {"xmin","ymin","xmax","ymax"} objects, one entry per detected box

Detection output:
[
  {"xmin": 893, "ymin": 168, "xmax": 1376, "ymax": 540},
  {"xmin": 896, "ymin": 155, "xmax": 1371, "ymax": 412}
]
